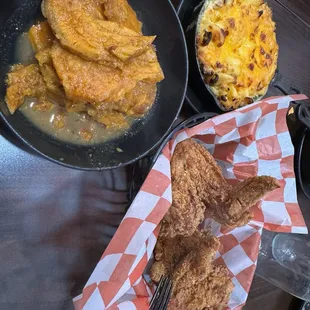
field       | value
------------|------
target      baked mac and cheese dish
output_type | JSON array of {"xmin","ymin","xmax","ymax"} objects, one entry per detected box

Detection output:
[{"xmin": 197, "ymin": 0, "xmax": 278, "ymax": 109}]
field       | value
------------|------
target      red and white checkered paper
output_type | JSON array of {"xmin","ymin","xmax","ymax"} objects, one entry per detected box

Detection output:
[{"xmin": 74, "ymin": 95, "xmax": 308, "ymax": 310}]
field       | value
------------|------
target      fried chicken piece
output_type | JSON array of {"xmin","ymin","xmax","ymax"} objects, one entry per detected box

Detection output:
[
  {"xmin": 161, "ymin": 139, "xmax": 280, "ymax": 237},
  {"xmin": 170, "ymin": 259, "xmax": 233, "ymax": 310},
  {"xmin": 150, "ymin": 230, "xmax": 233, "ymax": 310},
  {"xmin": 150, "ymin": 230, "xmax": 219, "ymax": 282},
  {"xmin": 5, "ymin": 64, "xmax": 47, "ymax": 114},
  {"xmin": 161, "ymin": 139, "xmax": 229, "ymax": 238},
  {"xmin": 102, "ymin": 0, "xmax": 142, "ymax": 33},
  {"xmin": 42, "ymin": 0, "xmax": 155, "ymax": 67},
  {"xmin": 212, "ymin": 176, "xmax": 280, "ymax": 227}
]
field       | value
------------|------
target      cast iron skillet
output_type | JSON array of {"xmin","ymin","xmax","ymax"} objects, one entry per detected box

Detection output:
[
  {"xmin": 0, "ymin": 0, "xmax": 188, "ymax": 170},
  {"xmin": 177, "ymin": 0, "xmax": 279, "ymax": 114},
  {"xmin": 294, "ymin": 104, "xmax": 310, "ymax": 200},
  {"xmin": 270, "ymin": 84, "xmax": 310, "ymax": 200}
]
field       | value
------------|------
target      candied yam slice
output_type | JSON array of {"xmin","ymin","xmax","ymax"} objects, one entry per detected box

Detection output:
[
  {"xmin": 6, "ymin": 64, "xmax": 46, "ymax": 114},
  {"xmin": 28, "ymin": 21, "xmax": 55, "ymax": 52}
]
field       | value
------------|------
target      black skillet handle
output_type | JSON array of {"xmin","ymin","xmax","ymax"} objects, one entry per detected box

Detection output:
[
  {"xmin": 267, "ymin": 74, "xmax": 310, "ymax": 199},
  {"xmin": 273, "ymin": 74, "xmax": 310, "ymax": 199},
  {"xmin": 273, "ymin": 77, "xmax": 310, "ymax": 130},
  {"xmin": 297, "ymin": 104, "xmax": 310, "ymax": 131},
  {"xmin": 271, "ymin": 71, "xmax": 310, "ymax": 128},
  {"xmin": 294, "ymin": 104, "xmax": 310, "ymax": 200}
]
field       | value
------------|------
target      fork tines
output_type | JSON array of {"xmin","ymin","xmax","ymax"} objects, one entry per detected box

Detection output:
[{"xmin": 150, "ymin": 275, "xmax": 173, "ymax": 310}]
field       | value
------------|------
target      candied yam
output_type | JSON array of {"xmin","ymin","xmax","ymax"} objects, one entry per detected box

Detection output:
[
  {"xmin": 102, "ymin": 0, "xmax": 142, "ymax": 33},
  {"xmin": 28, "ymin": 21, "xmax": 55, "ymax": 52},
  {"xmin": 5, "ymin": 64, "xmax": 46, "ymax": 114}
]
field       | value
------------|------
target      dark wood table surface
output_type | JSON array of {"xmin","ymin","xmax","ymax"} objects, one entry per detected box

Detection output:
[{"xmin": 0, "ymin": 1, "xmax": 309, "ymax": 310}]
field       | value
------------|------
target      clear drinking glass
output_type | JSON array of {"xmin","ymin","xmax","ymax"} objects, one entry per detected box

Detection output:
[{"xmin": 257, "ymin": 193, "xmax": 310, "ymax": 301}]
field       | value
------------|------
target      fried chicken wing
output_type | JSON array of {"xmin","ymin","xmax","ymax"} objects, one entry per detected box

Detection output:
[
  {"xmin": 160, "ymin": 139, "xmax": 228, "ymax": 238},
  {"xmin": 42, "ymin": 0, "xmax": 155, "ymax": 67},
  {"xmin": 149, "ymin": 139, "xmax": 281, "ymax": 309},
  {"xmin": 170, "ymin": 259, "xmax": 233, "ymax": 310},
  {"xmin": 161, "ymin": 139, "xmax": 280, "ymax": 237},
  {"xmin": 150, "ymin": 230, "xmax": 233, "ymax": 310},
  {"xmin": 150, "ymin": 230, "xmax": 219, "ymax": 282},
  {"xmin": 212, "ymin": 175, "xmax": 280, "ymax": 227}
]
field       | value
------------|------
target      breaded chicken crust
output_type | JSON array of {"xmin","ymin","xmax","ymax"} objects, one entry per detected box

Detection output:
[
  {"xmin": 150, "ymin": 230, "xmax": 234, "ymax": 310},
  {"xmin": 160, "ymin": 139, "xmax": 280, "ymax": 238}
]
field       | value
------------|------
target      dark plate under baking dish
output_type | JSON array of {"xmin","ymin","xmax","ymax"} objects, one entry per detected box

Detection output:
[{"xmin": 0, "ymin": 0, "xmax": 188, "ymax": 170}]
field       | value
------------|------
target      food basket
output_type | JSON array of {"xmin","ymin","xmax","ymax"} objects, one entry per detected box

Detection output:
[{"xmin": 74, "ymin": 95, "xmax": 307, "ymax": 310}]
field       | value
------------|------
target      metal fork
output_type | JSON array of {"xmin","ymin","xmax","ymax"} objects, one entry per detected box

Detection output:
[{"xmin": 149, "ymin": 276, "xmax": 173, "ymax": 310}]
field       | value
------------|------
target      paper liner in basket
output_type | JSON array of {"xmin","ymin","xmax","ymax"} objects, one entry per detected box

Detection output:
[{"xmin": 74, "ymin": 95, "xmax": 308, "ymax": 310}]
